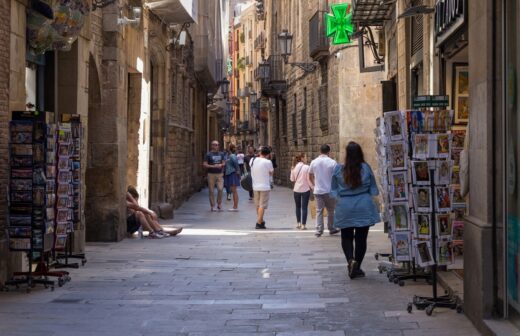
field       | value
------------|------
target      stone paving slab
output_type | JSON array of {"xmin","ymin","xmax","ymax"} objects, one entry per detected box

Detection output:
[{"xmin": 0, "ymin": 187, "xmax": 480, "ymax": 336}]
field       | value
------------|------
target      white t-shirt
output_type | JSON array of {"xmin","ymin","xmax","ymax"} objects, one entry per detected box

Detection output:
[
  {"xmin": 251, "ymin": 157, "xmax": 274, "ymax": 191},
  {"xmin": 237, "ymin": 153, "xmax": 245, "ymax": 164},
  {"xmin": 309, "ymin": 155, "xmax": 337, "ymax": 195}
]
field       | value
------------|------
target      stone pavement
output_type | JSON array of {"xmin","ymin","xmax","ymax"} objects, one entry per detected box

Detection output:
[{"xmin": 0, "ymin": 187, "xmax": 479, "ymax": 336}]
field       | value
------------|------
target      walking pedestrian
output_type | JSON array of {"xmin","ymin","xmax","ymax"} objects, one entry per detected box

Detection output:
[
  {"xmin": 331, "ymin": 141, "xmax": 380, "ymax": 279},
  {"xmin": 244, "ymin": 145, "xmax": 256, "ymax": 200},
  {"xmin": 290, "ymin": 153, "xmax": 313, "ymax": 230},
  {"xmin": 237, "ymin": 147, "xmax": 245, "ymax": 176},
  {"xmin": 224, "ymin": 144, "xmax": 241, "ymax": 211},
  {"xmin": 251, "ymin": 146, "xmax": 273, "ymax": 229},
  {"xmin": 309, "ymin": 144, "xmax": 340, "ymax": 237},
  {"xmin": 203, "ymin": 140, "xmax": 225, "ymax": 211},
  {"xmin": 268, "ymin": 146, "xmax": 277, "ymax": 189}
]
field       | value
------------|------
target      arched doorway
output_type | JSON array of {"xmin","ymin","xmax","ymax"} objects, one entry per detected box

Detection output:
[{"xmin": 149, "ymin": 47, "xmax": 166, "ymax": 209}]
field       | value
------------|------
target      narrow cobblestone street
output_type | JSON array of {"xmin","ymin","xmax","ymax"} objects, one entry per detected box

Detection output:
[{"xmin": 0, "ymin": 187, "xmax": 478, "ymax": 336}]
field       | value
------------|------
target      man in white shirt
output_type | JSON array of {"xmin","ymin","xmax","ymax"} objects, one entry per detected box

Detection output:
[
  {"xmin": 251, "ymin": 146, "xmax": 274, "ymax": 229},
  {"xmin": 309, "ymin": 144, "xmax": 340, "ymax": 237}
]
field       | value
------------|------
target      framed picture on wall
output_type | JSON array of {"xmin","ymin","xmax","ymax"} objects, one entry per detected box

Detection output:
[{"xmin": 453, "ymin": 64, "xmax": 469, "ymax": 124}]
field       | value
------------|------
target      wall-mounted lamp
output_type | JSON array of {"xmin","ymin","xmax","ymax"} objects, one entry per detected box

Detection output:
[
  {"xmin": 118, "ymin": 6, "xmax": 141, "ymax": 26},
  {"xmin": 277, "ymin": 29, "xmax": 317, "ymax": 73},
  {"xmin": 168, "ymin": 22, "xmax": 191, "ymax": 48}
]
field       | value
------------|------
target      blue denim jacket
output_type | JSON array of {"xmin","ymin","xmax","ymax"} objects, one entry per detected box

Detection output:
[{"xmin": 225, "ymin": 153, "xmax": 240, "ymax": 176}]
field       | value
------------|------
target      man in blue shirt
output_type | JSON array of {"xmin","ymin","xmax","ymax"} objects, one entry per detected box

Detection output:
[{"xmin": 203, "ymin": 140, "xmax": 226, "ymax": 211}]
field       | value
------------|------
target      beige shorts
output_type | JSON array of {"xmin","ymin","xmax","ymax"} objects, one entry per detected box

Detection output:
[{"xmin": 254, "ymin": 190, "xmax": 270, "ymax": 209}]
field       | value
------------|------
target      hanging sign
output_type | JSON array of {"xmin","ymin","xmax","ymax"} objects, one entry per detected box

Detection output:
[
  {"xmin": 27, "ymin": 0, "xmax": 90, "ymax": 55},
  {"xmin": 325, "ymin": 3, "xmax": 354, "ymax": 45},
  {"xmin": 435, "ymin": 0, "xmax": 466, "ymax": 46}
]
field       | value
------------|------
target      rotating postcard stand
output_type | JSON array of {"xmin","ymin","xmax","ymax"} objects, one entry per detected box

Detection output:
[
  {"xmin": 54, "ymin": 117, "xmax": 86, "ymax": 268},
  {"xmin": 405, "ymin": 97, "xmax": 460, "ymax": 315},
  {"xmin": 375, "ymin": 114, "xmax": 431, "ymax": 286},
  {"xmin": 408, "ymin": 165, "xmax": 460, "ymax": 315},
  {"xmin": 3, "ymin": 111, "xmax": 70, "ymax": 293}
]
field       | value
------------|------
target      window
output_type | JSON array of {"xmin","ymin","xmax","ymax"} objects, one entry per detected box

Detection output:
[
  {"xmin": 281, "ymin": 98, "xmax": 287, "ymax": 139},
  {"xmin": 292, "ymin": 93, "xmax": 297, "ymax": 140},
  {"xmin": 301, "ymin": 87, "xmax": 307, "ymax": 138}
]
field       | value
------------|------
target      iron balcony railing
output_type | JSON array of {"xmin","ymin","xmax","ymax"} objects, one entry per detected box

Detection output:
[
  {"xmin": 309, "ymin": 10, "xmax": 329, "ymax": 60},
  {"xmin": 254, "ymin": 32, "xmax": 266, "ymax": 50}
]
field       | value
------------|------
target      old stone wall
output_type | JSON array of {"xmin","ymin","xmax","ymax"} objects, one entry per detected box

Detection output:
[{"xmin": 0, "ymin": 0, "xmax": 10, "ymax": 283}]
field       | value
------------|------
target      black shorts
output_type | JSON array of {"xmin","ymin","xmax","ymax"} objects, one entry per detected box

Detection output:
[{"xmin": 127, "ymin": 213, "xmax": 140, "ymax": 233}]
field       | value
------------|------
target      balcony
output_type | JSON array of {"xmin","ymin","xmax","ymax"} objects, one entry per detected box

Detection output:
[
  {"xmin": 309, "ymin": 11, "xmax": 329, "ymax": 60},
  {"xmin": 260, "ymin": 55, "xmax": 287, "ymax": 97},
  {"xmin": 254, "ymin": 32, "xmax": 266, "ymax": 50},
  {"xmin": 246, "ymin": 56, "xmax": 252, "ymax": 67},
  {"xmin": 351, "ymin": 0, "xmax": 394, "ymax": 27}
]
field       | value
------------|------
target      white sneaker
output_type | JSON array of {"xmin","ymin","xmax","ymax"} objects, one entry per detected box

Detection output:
[
  {"xmin": 296, "ymin": 223, "xmax": 301, "ymax": 229},
  {"xmin": 228, "ymin": 208, "xmax": 239, "ymax": 212}
]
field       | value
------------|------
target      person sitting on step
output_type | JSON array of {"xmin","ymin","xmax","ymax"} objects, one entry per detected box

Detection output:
[{"xmin": 126, "ymin": 186, "xmax": 182, "ymax": 239}]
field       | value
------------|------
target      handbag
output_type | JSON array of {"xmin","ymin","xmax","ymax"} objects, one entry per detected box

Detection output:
[
  {"xmin": 291, "ymin": 164, "xmax": 304, "ymax": 188},
  {"xmin": 240, "ymin": 157, "xmax": 255, "ymax": 192}
]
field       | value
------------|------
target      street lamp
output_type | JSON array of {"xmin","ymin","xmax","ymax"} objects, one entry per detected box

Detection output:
[
  {"xmin": 250, "ymin": 91, "xmax": 257, "ymax": 104},
  {"xmin": 258, "ymin": 60, "xmax": 270, "ymax": 80},
  {"xmin": 277, "ymin": 29, "xmax": 316, "ymax": 73},
  {"xmin": 278, "ymin": 29, "xmax": 293, "ymax": 63},
  {"xmin": 218, "ymin": 77, "xmax": 230, "ymax": 97}
]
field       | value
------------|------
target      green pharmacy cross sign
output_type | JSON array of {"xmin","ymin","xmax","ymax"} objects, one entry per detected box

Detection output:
[{"xmin": 325, "ymin": 3, "xmax": 355, "ymax": 45}]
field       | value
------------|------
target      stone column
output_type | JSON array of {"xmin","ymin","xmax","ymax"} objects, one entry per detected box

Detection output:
[
  {"xmin": 85, "ymin": 4, "xmax": 127, "ymax": 242},
  {"xmin": 464, "ymin": 0, "xmax": 501, "ymax": 331}
]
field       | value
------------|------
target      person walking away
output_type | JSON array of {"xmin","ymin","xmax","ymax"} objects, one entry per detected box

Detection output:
[
  {"xmin": 268, "ymin": 146, "xmax": 277, "ymax": 189},
  {"xmin": 203, "ymin": 140, "xmax": 225, "ymax": 211},
  {"xmin": 251, "ymin": 146, "xmax": 273, "ymax": 229},
  {"xmin": 290, "ymin": 153, "xmax": 313, "ymax": 230},
  {"xmin": 244, "ymin": 145, "xmax": 256, "ymax": 200},
  {"xmin": 309, "ymin": 144, "xmax": 340, "ymax": 237},
  {"xmin": 331, "ymin": 141, "xmax": 380, "ymax": 279},
  {"xmin": 224, "ymin": 144, "xmax": 241, "ymax": 211},
  {"xmin": 237, "ymin": 148, "xmax": 245, "ymax": 176}
]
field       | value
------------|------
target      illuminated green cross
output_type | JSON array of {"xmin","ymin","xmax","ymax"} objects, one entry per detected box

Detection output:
[{"xmin": 325, "ymin": 3, "xmax": 354, "ymax": 45}]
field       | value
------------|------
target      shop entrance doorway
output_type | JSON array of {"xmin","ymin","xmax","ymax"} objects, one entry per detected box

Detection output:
[{"xmin": 149, "ymin": 53, "xmax": 166, "ymax": 209}]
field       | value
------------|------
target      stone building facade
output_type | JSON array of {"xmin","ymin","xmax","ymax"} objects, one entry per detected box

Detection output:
[
  {"xmin": 0, "ymin": 0, "xmax": 225, "ymax": 283},
  {"xmin": 260, "ymin": 0, "xmax": 383, "ymax": 186}
]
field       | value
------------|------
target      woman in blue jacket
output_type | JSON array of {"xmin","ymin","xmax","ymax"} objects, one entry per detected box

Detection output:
[
  {"xmin": 331, "ymin": 141, "xmax": 380, "ymax": 279},
  {"xmin": 224, "ymin": 144, "xmax": 241, "ymax": 211}
]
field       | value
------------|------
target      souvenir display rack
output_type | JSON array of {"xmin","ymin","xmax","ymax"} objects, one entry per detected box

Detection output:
[
  {"xmin": 375, "ymin": 96, "xmax": 463, "ymax": 316},
  {"xmin": 55, "ymin": 116, "xmax": 86, "ymax": 268},
  {"xmin": 375, "ymin": 116, "xmax": 431, "ymax": 286},
  {"xmin": 4, "ymin": 111, "xmax": 68, "ymax": 291}
]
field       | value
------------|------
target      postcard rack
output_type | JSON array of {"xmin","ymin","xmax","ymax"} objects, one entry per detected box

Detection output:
[
  {"xmin": 376, "ymin": 97, "xmax": 465, "ymax": 316},
  {"xmin": 53, "ymin": 117, "xmax": 86, "ymax": 268},
  {"xmin": 4, "ymin": 111, "xmax": 70, "ymax": 292}
]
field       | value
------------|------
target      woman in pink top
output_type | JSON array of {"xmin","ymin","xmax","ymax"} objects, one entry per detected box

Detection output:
[{"xmin": 290, "ymin": 153, "xmax": 314, "ymax": 230}]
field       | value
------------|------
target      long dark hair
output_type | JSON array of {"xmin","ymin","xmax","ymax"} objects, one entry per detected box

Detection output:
[{"xmin": 343, "ymin": 141, "xmax": 365, "ymax": 188}]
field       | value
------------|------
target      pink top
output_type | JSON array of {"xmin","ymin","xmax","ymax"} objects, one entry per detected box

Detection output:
[{"xmin": 290, "ymin": 162, "xmax": 313, "ymax": 193}]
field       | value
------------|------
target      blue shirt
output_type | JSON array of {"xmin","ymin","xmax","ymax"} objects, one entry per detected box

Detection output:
[
  {"xmin": 205, "ymin": 151, "xmax": 225, "ymax": 174},
  {"xmin": 331, "ymin": 163, "xmax": 380, "ymax": 228}
]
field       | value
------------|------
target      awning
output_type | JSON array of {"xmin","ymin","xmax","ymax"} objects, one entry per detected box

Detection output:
[
  {"xmin": 351, "ymin": 0, "xmax": 394, "ymax": 27},
  {"xmin": 145, "ymin": 0, "xmax": 198, "ymax": 24}
]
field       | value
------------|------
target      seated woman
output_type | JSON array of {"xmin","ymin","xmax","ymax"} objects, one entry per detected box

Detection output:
[{"xmin": 127, "ymin": 186, "xmax": 182, "ymax": 238}]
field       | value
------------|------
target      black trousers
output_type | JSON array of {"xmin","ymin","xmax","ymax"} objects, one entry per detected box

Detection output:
[
  {"xmin": 293, "ymin": 190, "xmax": 311, "ymax": 225},
  {"xmin": 340, "ymin": 226, "xmax": 370, "ymax": 268}
]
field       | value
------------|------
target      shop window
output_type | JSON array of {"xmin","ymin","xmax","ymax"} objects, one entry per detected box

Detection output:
[{"xmin": 410, "ymin": 0, "xmax": 424, "ymax": 57}]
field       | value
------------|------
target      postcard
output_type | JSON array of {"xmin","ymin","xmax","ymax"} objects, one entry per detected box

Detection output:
[
  {"xmin": 415, "ymin": 240, "xmax": 436, "ymax": 267},
  {"xmin": 412, "ymin": 161, "xmax": 431, "ymax": 185},
  {"xmin": 391, "ymin": 203, "xmax": 410, "ymax": 231},
  {"xmin": 435, "ymin": 186, "xmax": 452, "ymax": 212},
  {"xmin": 390, "ymin": 171, "xmax": 408, "ymax": 202},
  {"xmin": 414, "ymin": 213, "xmax": 431, "ymax": 239},
  {"xmin": 437, "ymin": 213, "xmax": 452, "ymax": 239},
  {"xmin": 413, "ymin": 187, "xmax": 432, "ymax": 212},
  {"xmin": 393, "ymin": 231, "xmax": 411, "ymax": 262}
]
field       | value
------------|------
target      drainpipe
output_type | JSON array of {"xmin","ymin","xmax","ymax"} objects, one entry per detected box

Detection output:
[{"xmin": 491, "ymin": 0, "xmax": 499, "ymax": 317}]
